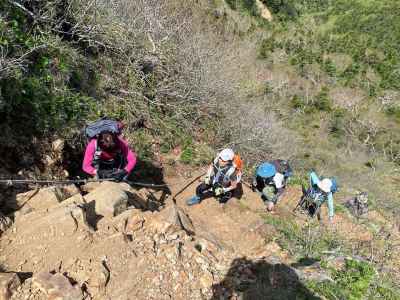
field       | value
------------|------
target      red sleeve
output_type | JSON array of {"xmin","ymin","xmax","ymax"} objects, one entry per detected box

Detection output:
[
  {"xmin": 82, "ymin": 139, "xmax": 97, "ymax": 175},
  {"xmin": 118, "ymin": 137, "xmax": 137, "ymax": 173}
]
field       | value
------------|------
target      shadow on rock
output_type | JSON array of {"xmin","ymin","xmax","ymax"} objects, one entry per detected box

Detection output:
[
  {"xmin": 128, "ymin": 158, "xmax": 171, "ymax": 209},
  {"xmin": 129, "ymin": 159, "xmax": 167, "ymax": 186},
  {"xmin": 211, "ymin": 257, "xmax": 321, "ymax": 300}
]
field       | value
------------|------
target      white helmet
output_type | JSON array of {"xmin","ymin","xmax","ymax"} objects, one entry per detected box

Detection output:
[
  {"xmin": 318, "ymin": 178, "xmax": 332, "ymax": 193},
  {"xmin": 218, "ymin": 148, "xmax": 234, "ymax": 161}
]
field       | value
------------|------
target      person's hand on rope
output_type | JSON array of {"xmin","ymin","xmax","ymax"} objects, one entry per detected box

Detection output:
[
  {"xmin": 112, "ymin": 169, "xmax": 128, "ymax": 182},
  {"xmin": 97, "ymin": 169, "xmax": 114, "ymax": 179}
]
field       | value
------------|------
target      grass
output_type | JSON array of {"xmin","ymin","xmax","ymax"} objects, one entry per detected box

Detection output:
[
  {"xmin": 308, "ymin": 258, "xmax": 376, "ymax": 300},
  {"xmin": 263, "ymin": 214, "xmax": 343, "ymax": 259}
]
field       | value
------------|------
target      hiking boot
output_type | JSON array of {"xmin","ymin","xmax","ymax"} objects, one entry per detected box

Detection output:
[{"xmin": 186, "ymin": 195, "xmax": 201, "ymax": 206}]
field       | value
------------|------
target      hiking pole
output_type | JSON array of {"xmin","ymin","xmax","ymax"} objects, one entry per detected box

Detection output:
[{"xmin": 172, "ymin": 172, "xmax": 206, "ymax": 204}]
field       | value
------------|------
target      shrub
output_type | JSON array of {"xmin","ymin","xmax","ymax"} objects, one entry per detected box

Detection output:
[
  {"xmin": 309, "ymin": 259, "xmax": 375, "ymax": 300},
  {"xmin": 180, "ymin": 147, "xmax": 195, "ymax": 164}
]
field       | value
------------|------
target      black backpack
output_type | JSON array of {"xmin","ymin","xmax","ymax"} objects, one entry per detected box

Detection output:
[{"xmin": 272, "ymin": 160, "xmax": 293, "ymax": 178}]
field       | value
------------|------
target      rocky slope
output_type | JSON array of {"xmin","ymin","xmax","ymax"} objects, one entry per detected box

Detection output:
[{"xmin": 0, "ymin": 163, "xmax": 399, "ymax": 299}]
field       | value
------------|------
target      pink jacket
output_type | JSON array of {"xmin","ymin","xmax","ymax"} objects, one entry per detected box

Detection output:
[{"xmin": 82, "ymin": 137, "xmax": 137, "ymax": 176}]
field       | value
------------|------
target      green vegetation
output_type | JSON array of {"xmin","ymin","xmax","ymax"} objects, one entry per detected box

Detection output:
[
  {"xmin": 255, "ymin": 0, "xmax": 400, "ymax": 211},
  {"xmin": 261, "ymin": 0, "xmax": 400, "ymax": 90},
  {"xmin": 309, "ymin": 259, "xmax": 376, "ymax": 300},
  {"xmin": 0, "ymin": 2, "xmax": 98, "ymax": 144},
  {"xmin": 225, "ymin": 0, "xmax": 259, "ymax": 15},
  {"xmin": 263, "ymin": 215, "xmax": 342, "ymax": 258}
]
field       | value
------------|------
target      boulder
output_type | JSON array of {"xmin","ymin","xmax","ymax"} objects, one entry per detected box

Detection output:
[
  {"xmin": 60, "ymin": 185, "xmax": 80, "ymax": 199},
  {"xmin": 32, "ymin": 272, "xmax": 82, "ymax": 300},
  {"xmin": 61, "ymin": 194, "xmax": 85, "ymax": 207},
  {"xmin": 16, "ymin": 186, "xmax": 77, "ymax": 212},
  {"xmin": 147, "ymin": 202, "xmax": 195, "ymax": 235},
  {"xmin": 114, "ymin": 210, "xmax": 146, "ymax": 234},
  {"xmin": 84, "ymin": 182, "xmax": 128, "ymax": 218},
  {"xmin": 14, "ymin": 203, "xmax": 90, "ymax": 237},
  {"xmin": 0, "ymin": 273, "xmax": 20, "ymax": 300},
  {"xmin": 80, "ymin": 182, "xmax": 101, "ymax": 193}
]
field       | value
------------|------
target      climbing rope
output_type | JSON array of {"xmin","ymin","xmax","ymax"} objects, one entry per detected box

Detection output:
[
  {"xmin": 0, "ymin": 178, "xmax": 170, "ymax": 188},
  {"xmin": 0, "ymin": 172, "xmax": 209, "ymax": 189}
]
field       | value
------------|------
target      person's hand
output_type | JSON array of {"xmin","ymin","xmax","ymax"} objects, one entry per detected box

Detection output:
[
  {"xmin": 97, "ymin": 169, "xmax": 114, "ymax": 179},
  {"xmin": 204, "ymin": 176, "xmax": 211, "ymax": 185},
  {"xmin": 112, "ymin": 169, "xmax": 128, "ymax": 182},
  {"xmin": 214, "ymin": 187, "xmax": 224, "ymax": 196},
  {"xmin": 251, "ymin": 180, "xmax": 257, "ymax": 192}
]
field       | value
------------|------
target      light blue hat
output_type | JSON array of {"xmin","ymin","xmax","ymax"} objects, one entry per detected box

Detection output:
[{"xmin": 256, "ymin": 162, "xmax": 276, "ymax": 178}]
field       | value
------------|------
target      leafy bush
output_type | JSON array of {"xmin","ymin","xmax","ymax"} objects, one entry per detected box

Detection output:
[
  {"xmin": 180, "ymin": 147, "xmax": 195, "ymax": 164},
  {"xmin": 309, "ymin": 259, "xmax": 375, "ymax": 300},
  {"xmin": 0, "ymin": 2, "xmax": 98, "ymax": 143}
]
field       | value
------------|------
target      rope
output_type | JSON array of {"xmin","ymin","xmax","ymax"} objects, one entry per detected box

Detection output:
[
  {"xmin": 0, "ymin": 169, "xmax": 245, "ymax": 191},
  {"xmin": 0, "ymin": 178, "xmax": 170, "ymax": 188}
]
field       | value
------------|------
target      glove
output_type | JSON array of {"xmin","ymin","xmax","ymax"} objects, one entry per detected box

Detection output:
[
  {"xmin": 204, "ymin": 176, "xmax": 211, "ymax": 185},
  {"xmin": 97, "ymin": 169, "xmax": 115, "ymax": 179},
  {"xmin": 214, "ymin": 187, "xmax": 224, "ymax": 196},
  {"xmin": 112, "ymin": 169, "xmax": 128, "ymax": 182}
]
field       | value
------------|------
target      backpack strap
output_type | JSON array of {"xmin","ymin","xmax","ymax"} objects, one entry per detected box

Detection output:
[{"xmin": 92, "ymin": 139, "xmax": 102, "ymax": 170}]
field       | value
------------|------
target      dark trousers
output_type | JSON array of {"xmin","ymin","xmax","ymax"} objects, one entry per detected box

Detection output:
[{"xmin": 196, "ymin": 183, "xmax": 233, "ymax": 203}]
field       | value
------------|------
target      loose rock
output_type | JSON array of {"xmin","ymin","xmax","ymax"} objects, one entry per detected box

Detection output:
[
  {"xmin": 32, "ymin": 272, "xmax": 82, "ymax": 299},
  {"xmin": 0, "ymin": 273, "xmax": 21, "ymax": 300}
]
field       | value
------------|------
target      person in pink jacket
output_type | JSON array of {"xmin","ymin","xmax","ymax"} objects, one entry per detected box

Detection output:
[{"xmin": 82, "ymin": 131, "xmax": 137, "ymax": 182}]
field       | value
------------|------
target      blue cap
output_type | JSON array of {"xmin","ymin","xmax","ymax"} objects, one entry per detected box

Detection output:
[{"xmin": 256, "ymin": 162, "xmax": 276, "ymax": 178}]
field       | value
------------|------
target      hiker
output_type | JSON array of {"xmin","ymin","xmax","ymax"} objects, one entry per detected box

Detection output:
[
  {"xmin": 82, "ymin": 120, "xmax": 137, "ymax": 182},
  {"xmin": 345, "ymin": 191, "xmax": 368, "ymax": 217},
  {"xmin": 251, "ymin": 160, "xmax": 292, "ymax": 212},
  {"xmin": 187, "ymin": 148, "xmax": 242, "ymax": 205},
  {"xmin": 306, "ymin": 171, "xmax": 337, "ymax": 222}
]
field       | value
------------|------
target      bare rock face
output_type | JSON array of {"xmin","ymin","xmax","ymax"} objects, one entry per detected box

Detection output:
[
  {"xmin": 16, "ymin": 185, "xmax": 80, "ymax": 213},
  {"xmin": 147, "ymin": 202, "xmax": 195, "ymax": 235},
  {"xmin": 0, "ymin": 273, "xmax": 21, "ymax": 300},
  {"xmin": 80, "ymin": 182, "xmax": 101, "ymax": 193},
  {"xmin": 32, "ymin": 272, "xmax": 82, "ymax": 300},
  {"xmin": 84, "ymin": 182, "xmax": 129, "ymax": 218},
  {"xmin": 13, "ymin": 203, "xmax": 90, "ymax": 239}
]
